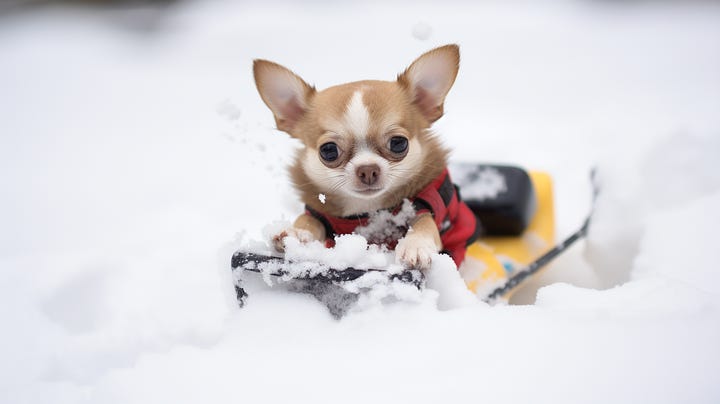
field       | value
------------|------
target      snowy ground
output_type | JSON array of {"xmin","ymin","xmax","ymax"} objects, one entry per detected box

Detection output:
[{"xmin": 2, "ymin": 1, "xmax": 720, "ymax": 403}]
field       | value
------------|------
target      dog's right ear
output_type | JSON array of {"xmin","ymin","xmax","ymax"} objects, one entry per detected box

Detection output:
[
  {"xmin": 398, "ymin": 44, "xmax": 460, "ymax": 123},
  {"xmin": 253, "ymin": 60, "xmax": 315, "ymax": 135}
]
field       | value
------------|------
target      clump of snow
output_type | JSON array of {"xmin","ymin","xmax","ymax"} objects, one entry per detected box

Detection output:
[
  {"xmin": 450, "ymin": 164, "xmax": 508, "ymax": 201},
  {"xmin": 238, "ymin": 228, "xmax": 478, "ymax": 314},
  {"xmin": 425, "ymin": 253, "xmax": 479, "ymax": 310},
  {"xmin": 318, "ymin": 193, "xmax": 326, "ymax": 204},
  {"xmin": 236, "ymin": 231, "xmax": 401, "ymax": 292},
  {"xmin": 283, "ymin": 234, "xmax": 397, "ymax": 272},
  {"xmin": 411, "ymin": 22, "xmax": 433, "ymax": 40},
  {"xmin": 345, "ymin": 271, "xmax": 427, "ymax": 313},
  {"xmin": 216, "ymin": 98, "xmax": 242, "ymax": 121},
  {"xmin": 354, "ymin": 198, "xmax": 417, "ymax": 245}
]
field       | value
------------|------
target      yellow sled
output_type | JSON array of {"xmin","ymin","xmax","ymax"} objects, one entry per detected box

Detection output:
[{"xmin": 448, "ymin": 165, "xmax": 556, "ymax": 301}]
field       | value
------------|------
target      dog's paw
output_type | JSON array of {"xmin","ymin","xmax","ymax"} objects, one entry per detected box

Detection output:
[
  {"xmin": 272, "ymin": 227, "xmax": 315, "ymax": 253},
  {"xmin": 395, "ymin": 234, "xmax": 437, "ymax": 270}
]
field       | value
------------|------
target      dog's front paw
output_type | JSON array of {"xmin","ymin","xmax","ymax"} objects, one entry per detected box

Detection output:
[
  {"xmin": 395, "ymin": 234, "xmax": 437, "ymax": 270},
  {"xmin": 272, "ymin": 227, "xmax": 315, "ymax": 253}
]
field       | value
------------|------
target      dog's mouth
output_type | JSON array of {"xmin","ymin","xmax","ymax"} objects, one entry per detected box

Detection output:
[{"xmin": 352, "ymin": 186, "xmax": 385, "ymax": 197}]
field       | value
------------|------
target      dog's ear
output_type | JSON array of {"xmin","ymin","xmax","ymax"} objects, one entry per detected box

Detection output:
[
  {"xmin": 253, "ymin": 60, "xmax": 315, "ymax": 135},
  {"xmin": 398, "ymin": 44, "xmax": 460, "ymax": 123}
]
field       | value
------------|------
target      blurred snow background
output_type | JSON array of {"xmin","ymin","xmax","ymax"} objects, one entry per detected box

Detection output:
[{"xmin": 1, "ymin": 0, "xmax": 719, "ymax": 403}]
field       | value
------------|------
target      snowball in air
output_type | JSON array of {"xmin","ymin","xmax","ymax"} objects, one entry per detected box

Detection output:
[{"xmin": 412, "ymin": 22, "xmax": 433, "ymax": 41}]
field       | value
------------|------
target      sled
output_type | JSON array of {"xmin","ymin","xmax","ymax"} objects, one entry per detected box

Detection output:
[
  {"xmin": 231, "ymin": 164, "xmax": 594, "ymax": 316},
  {"xmin": 451, "ymin": 164, "xmax": 556, "ymax": 301}
]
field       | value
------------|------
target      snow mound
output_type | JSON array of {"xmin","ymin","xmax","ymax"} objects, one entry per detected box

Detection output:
[
  {"xmin": 586, "ymin": 133, "xmax": 720, "ymax": 288},
  {"xmin": 2, "ymin": 1, "xmax": 720, "ymax": 403},
  {"xmin": 236, "ymin": 229, "xmax": 477, "ymax": 316}
]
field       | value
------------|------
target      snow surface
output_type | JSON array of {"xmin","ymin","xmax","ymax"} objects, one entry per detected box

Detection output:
[{"xmin": 1, "ymin": 1, "xmax": 720, "ymax": 403}]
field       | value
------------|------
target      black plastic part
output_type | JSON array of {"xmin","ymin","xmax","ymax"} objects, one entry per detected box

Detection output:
[
  {"xmin": 231, "ymin": 252, "xmax": 422, "ymax": 285},
  {"xmin": 230, "ymin": 251, "xmax": 424, "ymax": 318},
  {"xmin": 451, "ymin": 164, "xmax": 537, "ymax": 236}
]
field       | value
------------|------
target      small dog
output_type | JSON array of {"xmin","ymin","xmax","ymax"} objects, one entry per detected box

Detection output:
[{"xmin": 253, "ymin": 44, "xmax": 480, "ymax": 270}]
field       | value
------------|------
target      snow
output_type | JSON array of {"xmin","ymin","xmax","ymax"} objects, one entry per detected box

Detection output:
[
  {"xmin": 411, "ymin": 22, "xmax": 433, "ymax": 41},
  {"xmin": 353, "ymin": 199, "xmax": 417, "ymax": 245},
  {"xmin": 261, "ymin": 233, "xmax": 399, "ymax": 275},
  {"xmin": 450, "ymin": 164, "xmax": 508, "ymax": 201},
  {"xmin": 1, "ymin": 1, "xmax": 720, "ymax": 403}
]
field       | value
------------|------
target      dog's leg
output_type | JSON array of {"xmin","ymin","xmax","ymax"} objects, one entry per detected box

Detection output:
[{"xmin": 395, "ymin": 213, "xmax": 442, "ymax": 270}]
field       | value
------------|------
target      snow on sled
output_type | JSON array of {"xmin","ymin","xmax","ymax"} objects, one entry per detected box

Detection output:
[{"xmin": 231, "ymin": 163, "xmax": 592, "ymax": 317}]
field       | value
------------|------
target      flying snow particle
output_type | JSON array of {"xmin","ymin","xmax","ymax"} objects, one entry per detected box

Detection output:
[
  {"xmin": 412, "ymin": 22, "xmax": 433, "ymax": 41},
  {"xmin": 216, "ymin": 99, "xmax": 242, "ymax": 121},
  {"xmin": 319, "ymin": 193, "xmax": 326, "ymax": 204}
]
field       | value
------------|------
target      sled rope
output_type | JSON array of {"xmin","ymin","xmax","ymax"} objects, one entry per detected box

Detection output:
[{"xmin": 483, "ymin": 214, "xmax": 591, "ymax": 302}]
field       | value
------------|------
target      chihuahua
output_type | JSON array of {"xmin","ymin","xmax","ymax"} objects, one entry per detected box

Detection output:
[{"xmin": 253, "ymin": 44, "xmax": 480, "ymax": 270}]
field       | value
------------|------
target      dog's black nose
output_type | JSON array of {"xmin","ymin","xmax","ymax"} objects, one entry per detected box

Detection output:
[{"xmin": 356, "ymin": 164, "xmax": 380, "ymax": 186}]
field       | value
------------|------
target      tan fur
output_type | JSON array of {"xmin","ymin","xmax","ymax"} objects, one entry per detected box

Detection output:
[
  {"xmin": 290, "ymin": 82, "xmax": 448, "ymax": 216},
  {"xmin": 288, "ymin": 80, "xmax": 449, "ymax": 216},
  {"xmin": 293, "ymin": 214, "xmax": 326, "ymax": 241},
  {"xmin": 396, "ymin": 213, "xmax": 443, "ymax": 269},
  {"xmin": 253, "ymin": 59, "xmax": 316, "ymax": 134},
  {"xmin": 410, "ymin": 213, "xmax": 442, "ymax": 248},
  {"xmin": 253, "ymin": 45, "xmax": 460, "ymax": 269},
  {"xmin": 397, "ymin": 44, "xmax": 460, "ymax": 123}
]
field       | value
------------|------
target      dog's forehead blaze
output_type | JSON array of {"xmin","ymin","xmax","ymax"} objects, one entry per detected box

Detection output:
[{"xmin": 305, "ymin": 81, "xmax": 411, "ymax": 146}]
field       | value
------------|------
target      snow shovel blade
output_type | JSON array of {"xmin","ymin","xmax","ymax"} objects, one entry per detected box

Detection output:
[{"xmin": 230, "ymin": 251, "xmax": 424, "ymax": 318}]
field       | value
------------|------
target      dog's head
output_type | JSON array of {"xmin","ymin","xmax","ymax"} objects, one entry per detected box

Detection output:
[{"xmin": 253, "ymin": 45, "xmax": 459, "ymax": 216}]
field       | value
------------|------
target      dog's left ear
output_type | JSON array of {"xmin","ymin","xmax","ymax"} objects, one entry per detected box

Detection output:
[
  {"xmin": 398, "ymin": 44, "xmax": 460, "ymax": 123},
  {"xmin": 253, "ymin": 59, "xmax": 316, "ymax": 136}
]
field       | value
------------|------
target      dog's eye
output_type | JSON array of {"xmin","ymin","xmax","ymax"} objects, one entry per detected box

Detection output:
[
  {"xmin": 388, "ymin": 136, "xmax": 408, "ymax": 154},
  {"xmin": 319, "ymin": 142, "xmax": 339, "ymax": 162}
]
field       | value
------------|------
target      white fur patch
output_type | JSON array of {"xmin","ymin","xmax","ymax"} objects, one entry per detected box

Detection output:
[
  {"xmin": 344, "ymin": 91, "xmax": 370, "ymax": 140},
  {"xmin": 395, "ymin": 230, "xmax": 438, "ymax": 270},
  {"xmin": 302, "ymin": 148, "xmax": 341, "ymax": 190},
  {"xmin": 341, "ymin": 149, "xmax": 391, "ymax": 215},
  {"xmin": 348, "ymin": 149, "xmax": 387, "ymax": 170},
  {"xmin": 340, "ymin": 195, "xmax": 386, "ymax": 217}
]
